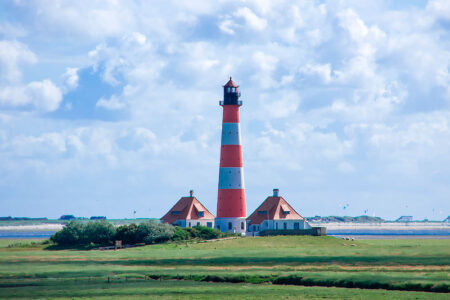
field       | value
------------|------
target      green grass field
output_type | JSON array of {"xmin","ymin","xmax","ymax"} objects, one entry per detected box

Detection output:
[{"xmin": 0, "ymin": 236, "xmax": 448, "ymax": 299}]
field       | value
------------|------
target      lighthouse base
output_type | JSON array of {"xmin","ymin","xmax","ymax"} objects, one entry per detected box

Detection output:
[{"xmin": 215, "ymin": 217, "xmax": 247, "ymax": 234}]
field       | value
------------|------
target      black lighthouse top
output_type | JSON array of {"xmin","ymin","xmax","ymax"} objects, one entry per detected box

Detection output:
[{"xmin": 221, "ymin": 77, "xmax": 242, "ymax": 106}]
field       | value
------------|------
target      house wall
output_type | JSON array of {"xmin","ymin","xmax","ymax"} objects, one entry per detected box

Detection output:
[
  {"xmin": 175, "ymin": 219, "xmax": 214, "ymax": 228},
  {"xmin": 246, "ymin": 219, "xmax": 312, "ymax": 233},
  {"xmin": 215, "ymin": 217, "xmax": 246, "ymax": 234}
]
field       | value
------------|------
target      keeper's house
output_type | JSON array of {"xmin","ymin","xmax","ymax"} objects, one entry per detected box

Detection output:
[
  {"xmin": 246, "ymin": 189, "xmax": 312, "ymax": 235},
  {"xmin": 161, "ymin": 190, "xmax": 215, "ymax": 228}
]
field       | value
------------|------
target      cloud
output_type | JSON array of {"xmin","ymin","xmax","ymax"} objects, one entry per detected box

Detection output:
[
  {"xmin": 234, "ymin": 7, "xmax": 267, "ymax": 31},
  {"xmin": 62, "ymin": 68, "xmax": 79, "ymax": 91},
  {"xmin": 427, "ymin": 0, "xmax": 450, "ymax": 21},
  {"xmin": 0, "ymin": 40, "xmax": 36, "ymax": 83},
  {"xmin": 1, "ymin": 1, "xmax": 449, "ymax": 219},
  {"xmin": 218, "ymin": 19, "xmax": 235, "ymax": 35},
  {"xmin": 96, "ymin": 95, "xmax": 126, "ymax": 110},
  {"xmin": 0, "ymin": 79, "xmax": 62, "ymax": 112}
]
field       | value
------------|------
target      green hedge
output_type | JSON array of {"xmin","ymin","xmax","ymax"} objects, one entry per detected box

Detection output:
[{"xmin": 50, "ymin": 221, "xmax": 234, "ymax": 247}]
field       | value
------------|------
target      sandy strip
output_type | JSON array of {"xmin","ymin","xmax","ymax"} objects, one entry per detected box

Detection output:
[{"xmin": 0, "ymin": 224, "xmax": 64, "ymax": 231}]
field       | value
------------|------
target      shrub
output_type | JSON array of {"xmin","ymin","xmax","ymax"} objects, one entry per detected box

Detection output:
[
  {"xmin": 84, "ymin": 221, "xmax": 115, "ymax": 246},
  {"xmin": 137, "ymin": 222, "xmax": 174, "ymax": 244},
  {"xmin": 115, "ymin": 223, "xmax": 139, "ymax": 244},
  {"xmin": 193, "ymin": 226, "xmax": 221, "ymax": 240},
  {"xmin": 172, "ymin": 226, "xmax": 190, "ymax": 241},
  {"xmin": 50, "ymin": 221, "xmax": 85, "ymax": 246}
]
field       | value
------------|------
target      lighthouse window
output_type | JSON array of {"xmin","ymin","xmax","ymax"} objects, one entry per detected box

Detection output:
[
  {"xmin": 231, "ymin": 87, "xmax": 236, "ymax": 92},
  {"xmin": 241, "ymin": 222, "xmax": 244, "ymax": 229},
  {"xmin": 227, "ymin": 87, "xmax": 231, "ymax": 92}
]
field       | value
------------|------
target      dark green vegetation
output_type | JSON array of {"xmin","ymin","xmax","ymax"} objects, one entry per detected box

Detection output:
[
  {"xmin": 0, "ymin": 236, "xmax": 448, "ymax": 299},
  {"xmin": 50, "ymin": 221, "xmax": 232, "ymax": 247}
]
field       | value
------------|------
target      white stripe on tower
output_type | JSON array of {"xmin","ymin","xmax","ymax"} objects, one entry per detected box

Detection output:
[
  {"xmin": 218, "ymin": 167, "xmax": 245, "ymax": 189},
  {"xmin": 221, "ymin": 123, "xmax": 241, "ymax": 145}
]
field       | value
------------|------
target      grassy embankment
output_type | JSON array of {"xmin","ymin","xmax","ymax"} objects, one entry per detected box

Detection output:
[{"xmin": 0, "ymin": 236, "xmax": 448, "ymax": 299}]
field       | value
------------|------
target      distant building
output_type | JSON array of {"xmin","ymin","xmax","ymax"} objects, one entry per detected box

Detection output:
[
  {"xmin": 443, "ymin": 216, "xmax": 450, "ymax": 223},
  {"xmin": 396, "ymin": 216, "xmax": 413, "ymax": 222},
  {"xmin": 246, "ymin": 189, "xmax": 312, "ymax": 234},
  {"xmin": 90, "ymin": 216, "xmax": 106, "ymax": 220},
  {"xmin": 59, "ymin": 215, "xmax": 76, "ymax": 220},
  {"xmin": 161, "ymin": 190, "xmax": 215, "ymax": 228}
]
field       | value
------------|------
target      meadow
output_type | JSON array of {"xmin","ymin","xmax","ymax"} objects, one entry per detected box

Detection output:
[{"xmin": 0, "ymin": 236, "xmax": 448, "ymax": 299}]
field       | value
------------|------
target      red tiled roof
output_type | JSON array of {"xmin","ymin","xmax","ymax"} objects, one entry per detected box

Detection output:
[
  {"xmin": 161, "ymin": 196, "xmax": 215, "ymax": 224},
  {"xmin": 224, "ymin": 77, "xmax": 239, "ymax": 87},
  {"xmin": 246, "ymin": 196, "xmax": 305, "ymax": 225}
]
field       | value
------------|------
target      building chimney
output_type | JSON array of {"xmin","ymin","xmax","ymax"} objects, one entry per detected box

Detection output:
[
  {"xmin": 273, "ymin": 188, "xmax": 279, "ymax": 197},
  {"xmin": 190, "ymin": 190, "xmax": 194, "ymax": 197}
]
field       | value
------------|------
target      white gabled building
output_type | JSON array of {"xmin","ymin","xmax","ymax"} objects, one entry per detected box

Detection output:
[{"xmin": 246, "ymin": 189, "xmax": 311, "ymax": 235}]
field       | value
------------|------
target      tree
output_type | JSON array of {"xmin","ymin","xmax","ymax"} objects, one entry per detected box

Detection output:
[
  {"xmin": 136, "ymin": 222, "xmax": 174, "ymax": 244},
  {"xmin": 115, "ymin": 223, "xmax": 139, "ymax": 244},
  {"xmin": 84, "ymin": 221, "xmax": 115, "ymax": 246},
  {"xmin": 50, "ymin": 221, "xmax": 85, "ymax": 246}
]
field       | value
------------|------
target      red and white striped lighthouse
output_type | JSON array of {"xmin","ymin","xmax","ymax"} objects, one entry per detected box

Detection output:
[{"xmin": 216, "ymin": 77, "xmax": 247, "ymax": 234}]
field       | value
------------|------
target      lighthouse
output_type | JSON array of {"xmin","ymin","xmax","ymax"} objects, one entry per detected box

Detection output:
[{"xmin": 215, "ymin": 77, "xmax": 247, "ymax": 234}]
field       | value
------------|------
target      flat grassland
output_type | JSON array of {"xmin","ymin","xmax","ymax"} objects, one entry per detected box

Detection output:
[{"xmin": 0, "ymin": 236, "xmax": 448, "ymax": 299}]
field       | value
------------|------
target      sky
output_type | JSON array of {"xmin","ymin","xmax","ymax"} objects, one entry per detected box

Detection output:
[{"xmin": 0, "ymin": 0, "xmax": 449, "ymax": 221}]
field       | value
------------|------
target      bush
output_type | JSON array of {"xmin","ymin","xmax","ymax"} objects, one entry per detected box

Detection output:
[
  {"xmin": 172, "ymin": 226, "xmax": 190, "ymax": 241},
  {"xmin": 194, "ymin": 226, "xmax": 221, "ymax": 240},
  {"xmin": 137, "ymin": 222, "xmax": 174, "ymax": 244},
  {"xmin": 170, "ymin": 226, "xmax": 231, "ymax": 242},
  {"xmin": 84, "ymin": 221, "xmax": 115, "ymax": 246},
  {"xmin": 115, "ymin": 223, "xmax": 139, "ymax": 244},
  {"xmin": 50, "ymin": 220, "xmax": 85, "ymax": 246}
]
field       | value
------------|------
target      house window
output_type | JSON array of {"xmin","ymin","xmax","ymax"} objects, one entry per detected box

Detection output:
[
  {"xmin": 258, "ymin": 211, "xmax": 268, "ymax": 215},
  {"xmin": 197, "ymin": 211, "xmax": 204, "ymax": 217},
  {"xmin": 228, "ymin": 222, "xmax": 232, "ymax": 230},
  {"xmin": 171, "ymin": 211, "xmax": 181, "ymax": 215},
  {"xmin": 276, "ymin": 223, "xmax": 278, "ymax": 230},
  {"xmin": 188, "ymin": 222, "xmax": 191, "ymax": 227},
  {"xmin": 283, "ymin": 222, "xmax": 287, "ymax": 230},
  {"xmin": 207, "ymin": 222, "xmax": 212, "ymax": 228},
  {"xmin": 217, "ymin": 225, "xmax": 220, "ymax": 230},
  {"xmin": 241, "ymin": 222, "xmax": 244, "ymax": 230},
  {"xmin": 294, "ymin": 222, "xmax": 299, "ymax": 230},
  {"xmin": 197, "ymin": 222, "xmax": 200, "ymax": 226}
]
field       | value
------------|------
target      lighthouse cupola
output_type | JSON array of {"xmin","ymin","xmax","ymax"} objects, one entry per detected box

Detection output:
[{"xmin": 222, "ymin": 77, "xmax": 242, "ymax": 106}]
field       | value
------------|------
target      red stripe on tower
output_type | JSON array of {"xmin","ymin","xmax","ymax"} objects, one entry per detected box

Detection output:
[{"xmin": 216, "ymin": 77, "xmax": 247, "ymax": 234}]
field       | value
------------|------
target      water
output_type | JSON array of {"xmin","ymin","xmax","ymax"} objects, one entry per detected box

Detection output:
[
  {"xmin": 331, "ymin": 235, "xmax": 450, "ymax": 239},
  {"xmin": 0, "ymin": 231, "xmax": 56, "ymax": 239},
  {"xmin": 328, "ymin": 229, "xmax": 450, "ymax": 239},
  {"xmin": 1, "ymin": 229, "xmax": 449, "ymax": 240}
]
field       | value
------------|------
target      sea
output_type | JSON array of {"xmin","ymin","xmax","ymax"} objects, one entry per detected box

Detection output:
[{"xmin": 1, "ymin": 229, "xmax": 449, "ymax": 239}]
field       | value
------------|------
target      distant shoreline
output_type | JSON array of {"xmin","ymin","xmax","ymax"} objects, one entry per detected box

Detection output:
[
  {"xmin": 0, "ymin": 221, "xmax": 449, "ymax": 232},
  {"xmin": 0, "ymin": 224, "xmax": 64, "ymax": 231},
  {"xmin": 311, "ymin": 221, "xmax": 450, "ymax": 230}
]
